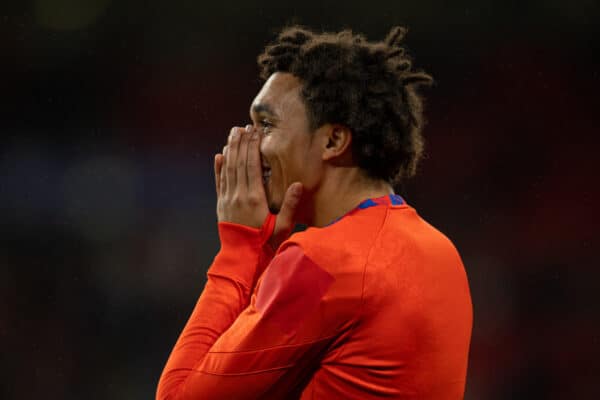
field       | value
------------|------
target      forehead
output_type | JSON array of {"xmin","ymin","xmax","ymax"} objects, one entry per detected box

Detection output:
[{"xmin": 251, "ymin": 72, "xmax": 304, "ymax": 115}]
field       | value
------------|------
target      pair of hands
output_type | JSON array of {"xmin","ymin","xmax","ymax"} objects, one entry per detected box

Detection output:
[{"xmin": 214, "ymin": 125, "xmax": 303, "ymax": 251}]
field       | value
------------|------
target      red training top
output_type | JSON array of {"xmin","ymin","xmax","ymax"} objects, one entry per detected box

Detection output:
[{"xmin": 156, "ymin": 194, "xmax": 473, "ymax": 399}]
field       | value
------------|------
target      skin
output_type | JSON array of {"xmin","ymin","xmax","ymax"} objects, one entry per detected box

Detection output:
[{"xmin": 215, "ymin": 72, "xmax": 393, "ymax": 249}]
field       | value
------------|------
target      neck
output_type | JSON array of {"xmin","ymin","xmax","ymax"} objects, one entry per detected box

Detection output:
[{"xmin": 300, "ymin": 168, "xmax": 394, "ymax": 227}]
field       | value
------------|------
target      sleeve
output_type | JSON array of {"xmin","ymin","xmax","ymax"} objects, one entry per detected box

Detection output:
[{"xmin": 156, "ymin": 219, "xmax": 347, "ymax": 400}]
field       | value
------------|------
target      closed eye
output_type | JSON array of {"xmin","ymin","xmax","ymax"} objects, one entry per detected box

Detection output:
[{"xmin": 260, "ymin": 119, "xmax": 273, "ymax": 134}]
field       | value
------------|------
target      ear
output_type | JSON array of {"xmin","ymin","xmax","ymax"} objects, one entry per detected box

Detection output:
[{"xmin": 321, "ymin": 124, "xmax": 352, "ymax": 161}]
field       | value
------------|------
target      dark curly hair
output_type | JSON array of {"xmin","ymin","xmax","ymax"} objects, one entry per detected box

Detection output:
[{"xmin": 257, "ymin": 26, "xmax": 433, "ymax": 185}]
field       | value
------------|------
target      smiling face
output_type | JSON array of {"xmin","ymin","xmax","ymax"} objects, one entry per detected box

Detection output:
[{"xmin": 250, "ymin": 72, "xmax": 325, "ymax": 214}]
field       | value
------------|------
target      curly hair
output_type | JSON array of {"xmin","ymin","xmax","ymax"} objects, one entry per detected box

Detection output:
[{"xmin": 257, "ymin": 26, "xmax": 433, "ymax": 185}]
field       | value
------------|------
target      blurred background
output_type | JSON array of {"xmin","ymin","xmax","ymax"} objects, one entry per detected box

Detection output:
[{"xmin": 2, "ymin": 0, "xmax": 599, "ymax": 398}]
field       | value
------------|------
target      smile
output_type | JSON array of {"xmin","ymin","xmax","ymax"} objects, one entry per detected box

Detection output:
[{"xmin": 262, "ymin": 168, "xmax": 271, "ymax": 185}]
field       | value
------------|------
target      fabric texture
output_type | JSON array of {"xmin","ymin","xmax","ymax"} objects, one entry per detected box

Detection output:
[{"xmin": 156, "ymin": 195, "xmax": 473, "ymax": 399}]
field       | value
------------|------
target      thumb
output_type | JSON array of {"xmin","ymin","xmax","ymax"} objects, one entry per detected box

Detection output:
[{"xmin": 270, "ymin": 182, "xmax": 303, "ymax": 248}]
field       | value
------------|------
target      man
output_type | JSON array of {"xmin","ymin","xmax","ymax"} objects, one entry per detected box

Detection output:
[{"xmin": 157, "ymin": 26, "xmax": 472, "ymax": 399}]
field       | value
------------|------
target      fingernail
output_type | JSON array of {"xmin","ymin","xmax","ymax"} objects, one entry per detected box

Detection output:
[{"xmin": 293, "ymin": 184, "xmax": 302, "ymax": 196}]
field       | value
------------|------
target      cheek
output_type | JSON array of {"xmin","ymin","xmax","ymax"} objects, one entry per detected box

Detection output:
[
  {"xmin": 262, "ymin": 138, "xmax": 284, "ymax": 170},
  {"xmin": 262, "ymin": 135, "xmax": 305, "ymax": 185},
  {"xmin": 279, "ymin": 145, "xmax": 300, "ymax": 181},
  {"xmin": 260, "ymin": 135, "xmax": 280, "ymax": 156},
  {"xmin": 297, "ymin": 146, "xmax": 323, "ymax": 187}
]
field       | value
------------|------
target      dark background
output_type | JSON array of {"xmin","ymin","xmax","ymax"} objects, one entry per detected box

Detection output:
[{"xmin": 2, "ymin": 1, "xmax": 599, "ymax": 398}]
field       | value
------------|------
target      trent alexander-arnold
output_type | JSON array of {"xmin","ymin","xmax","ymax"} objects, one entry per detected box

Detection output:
[{"xmin": 157, "ymin": 25, "xmax": 473, "ymax": 400}]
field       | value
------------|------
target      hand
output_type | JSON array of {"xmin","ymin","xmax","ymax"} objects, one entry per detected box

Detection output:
[{"xmin": 214, "ymin": 125, "xmax": 303, "ymax": 250}]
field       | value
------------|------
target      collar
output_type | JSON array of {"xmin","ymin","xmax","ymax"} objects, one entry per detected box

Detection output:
[{"xmin": 326, "ymin": 193, "xmax": 405, "ymax": 226}]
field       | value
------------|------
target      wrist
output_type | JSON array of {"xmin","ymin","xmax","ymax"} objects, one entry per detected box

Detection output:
[{"xmin": 210, "ymin": 214, "xmax": 277, "ymax": 287}]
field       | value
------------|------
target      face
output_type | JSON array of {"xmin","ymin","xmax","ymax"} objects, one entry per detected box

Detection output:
[{"xmin": 250, "ymin": 72, "xmax": 324, "ymax": 214}]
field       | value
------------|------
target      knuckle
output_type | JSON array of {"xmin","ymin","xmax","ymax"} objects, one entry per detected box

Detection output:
[
  {"xmin": 231, "ymin": 195, "xmax": 242, "ymax": 206},
  {"xmin": 247, "ymin": 194, "xmax": 260, "ymax": 206}
]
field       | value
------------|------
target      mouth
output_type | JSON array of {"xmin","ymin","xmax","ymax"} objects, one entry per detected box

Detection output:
[{"xmin": 261, "ymin": 160, "xmax": 271, "ymax": 186}]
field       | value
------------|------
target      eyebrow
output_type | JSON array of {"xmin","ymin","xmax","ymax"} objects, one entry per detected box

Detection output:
[{"xmin": 251, "ymin": 103, "xmax": 278, "ymax": 118}]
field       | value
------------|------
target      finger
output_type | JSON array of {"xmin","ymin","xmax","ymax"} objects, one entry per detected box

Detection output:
[
  {"xmin": 273, "ymin": 182, "xmax": 303, "ymax": 237},
  {"xmin": 246, "ymin": 127, "xmax": 262, "ymax": 192},
  {"xmin": 214, "ymin": 153, "xmax": 223, "ymax": 196},
  {"xmin": 226, "ymin": 127, "xmax": 241, "ymax": 192},
  {"xmin": 236, "ymin": 126, "xmax": 251, "ymax": 194},
  {"xmin": 220, "ymin": 145, "xmax": 228, "ymax": 195}
]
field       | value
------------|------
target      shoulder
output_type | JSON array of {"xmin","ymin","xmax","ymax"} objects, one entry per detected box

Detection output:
[
  {"xmin": 255, "ymin": 243, "xmax": 360, "ymax": 335},
  {"xmin": 281, "ymin": 205, "xmax": 391, "ymax": 275},
  {"xmin": 265, "ymin": 207, "xmax": 391, "ymax": 316}
]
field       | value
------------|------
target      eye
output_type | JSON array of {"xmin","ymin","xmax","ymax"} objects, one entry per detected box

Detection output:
[{"xmin": 260, "ymin": 119, "xmax": 273, "ymax": 134}]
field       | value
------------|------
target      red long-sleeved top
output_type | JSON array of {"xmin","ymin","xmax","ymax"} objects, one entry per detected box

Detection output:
[{"xmin": 156, "ymin": 194, "xmax": 472, "ymax": 399}]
